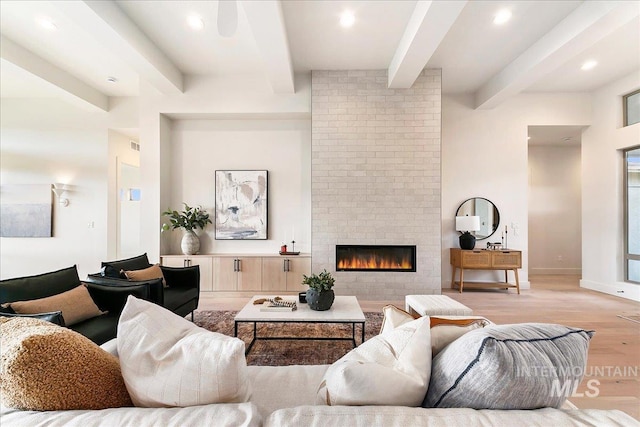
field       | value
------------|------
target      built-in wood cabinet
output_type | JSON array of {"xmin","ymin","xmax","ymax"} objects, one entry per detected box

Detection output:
[
  {"xmin": 160, "ymin": 254, "xmax": 311, "ymax": 295},
  {"xmin": 161, "ymin": 255, "xmax": 213, "ymax": 291},
  {"xmin": 213, "ymin": 256, "xmax": 262, "ymax": 292},
  {"xmin": 262, "ymin": 257, "xmax": 312, "ymax": 293}
]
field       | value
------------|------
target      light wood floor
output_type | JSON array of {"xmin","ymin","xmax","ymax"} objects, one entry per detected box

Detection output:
[{"xmin": 198, "ymin": 275, "xmax": 640, "ymax": 420}]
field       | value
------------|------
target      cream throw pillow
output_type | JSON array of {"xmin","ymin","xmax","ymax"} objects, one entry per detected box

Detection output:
[
  {"xmin": 316, "ymin": 316, "xmax": 431, "ymax": 406},
  {"xmin": 379, "ymin": 304, "xmax": 420, "ymax": 334},
  {"xmin": 0, "ymin": 317, "xmax": 132, "ymax": 410},
  {"xmin": 380, "ymin": 305, "xmax": 492, "ymax": 356},
  {"xmin": 124, "ymin": 264, "xmax": 166, "ymax": 287},
  {"xmin": 430, "ymin": 315, "xmax": 493, "ymax": 356},
  {"xmin": 117, "ymin": 296, "xmax": 252, "ymax": 407},
  {"xmin": 8, "ymin": 284, "xmax": 105, "ymax": 326}
]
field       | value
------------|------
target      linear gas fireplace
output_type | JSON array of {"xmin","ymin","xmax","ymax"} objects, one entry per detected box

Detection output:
[{"xmin": 336, "ymin": 245, "xmax": 416, "ymax": 272}]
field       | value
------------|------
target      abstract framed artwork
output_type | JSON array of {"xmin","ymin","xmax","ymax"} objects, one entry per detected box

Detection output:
[
  {"xmin": 0, "ymin": 184, "xmax": 53, "ymax": 237},
  {"xmin": 215, "ymin": 170, "xmax": 268, "ymax": 240}
]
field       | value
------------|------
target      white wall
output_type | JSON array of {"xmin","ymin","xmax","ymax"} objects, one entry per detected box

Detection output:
[
  {"xmin": 0, "ymin": 99, "xmax": 109, "ymax": 278},
  {"xmin": 138, "ymin": 74, "xmax": 312, "ymax": 260},
  {"xmin": 528, "ymin": 144, "xmax": 581, "ymax": 274},
  {"xmin": 442, "ymin": 93, "xmax": 591, "ymax": 289},
  {"xmin": 162, "ymin": 118, "xmax": 311, "ymax": 255},
  {"xmin": 581, "ymin": 71, "xmax": 640, "ymax": 301}
]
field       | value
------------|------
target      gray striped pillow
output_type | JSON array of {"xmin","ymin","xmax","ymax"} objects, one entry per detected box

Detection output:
[{"xmin": 423, "ymin": 323, "xmax": 594, "ymax": 409}]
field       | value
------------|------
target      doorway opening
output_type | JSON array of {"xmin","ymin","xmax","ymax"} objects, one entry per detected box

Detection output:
[{"xmin": 527, "ymin": 125, "xmax": 584, "ymax": 288}]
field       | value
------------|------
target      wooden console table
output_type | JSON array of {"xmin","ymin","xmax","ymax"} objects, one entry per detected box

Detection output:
[{"xmin": 450, "ymin": 248, "xmax": 521, "ymax": 294}]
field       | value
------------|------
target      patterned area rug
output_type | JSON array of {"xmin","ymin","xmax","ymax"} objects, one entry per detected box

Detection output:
[{"xmin": 194, "ymin": 310, "xmax": 382, "ymax": 366}]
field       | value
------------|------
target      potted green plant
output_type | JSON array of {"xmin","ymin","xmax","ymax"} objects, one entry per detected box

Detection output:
[
  {"xmin": 162, "ymin": 203, "xmax": 212, "ymax": 255},
  {"xmin": 302, "ymin": 269, "xmax": 336, "ymax": 311}
]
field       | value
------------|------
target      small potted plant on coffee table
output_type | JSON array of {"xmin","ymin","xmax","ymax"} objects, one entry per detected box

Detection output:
[{"xmin": 302, "ymin": 269, "xmax": 335, "ymax": 311}]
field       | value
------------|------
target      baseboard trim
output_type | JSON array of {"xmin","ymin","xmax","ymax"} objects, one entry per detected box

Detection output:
[
  {"xmin": 580, "ymin": 279, "xmax": 640, "ymax": 302},
  {"xmin": 530, "ymin": 268, "xmax": 582, "ymax": 275}
]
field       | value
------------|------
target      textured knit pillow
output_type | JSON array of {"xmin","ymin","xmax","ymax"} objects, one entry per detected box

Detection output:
[
  {"xmin": 0, "ymin": 317, "xmax": 132, "ymax": 410},
  {"xmin": 124, "ymin": 264, "xmax": 166, "ymax": 287},
  {"xmin": 117, "ymin": 296, "xmax": 252, "ymax": 407},
  {"xmin": 7, "ymin": 284, "xmax": 105, "ymax": 326},
  {"xmin": 423, "ymin": 323, "xmax": 594, "ymax": 409},
  {"xmin": 316, "ymin": 316, "xmax": 431, "ymax": 406}
]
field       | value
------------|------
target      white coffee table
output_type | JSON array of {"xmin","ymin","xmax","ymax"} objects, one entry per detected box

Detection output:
[{"xmin": 234, "ymin": 295, "xmax": 366, "ymax": 355}]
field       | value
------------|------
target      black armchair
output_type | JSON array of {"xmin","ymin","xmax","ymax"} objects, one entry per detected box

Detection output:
[
  {"xmin": 0, "ymin": 265, "xmax": 154, "ymax": 344},
  {"xmin": 86, "ymin": 253, "xmax": 200, "ymax": 320}
]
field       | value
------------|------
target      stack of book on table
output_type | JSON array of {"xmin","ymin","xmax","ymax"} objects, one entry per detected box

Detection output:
[{"xmin": 259, "ymin": 298, "xmax": 297, "ymax": 312}]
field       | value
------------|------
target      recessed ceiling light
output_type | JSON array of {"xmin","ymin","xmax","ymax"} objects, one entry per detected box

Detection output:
[
  {"xmin": 581, "ymin": 60, "xmax": 598, "ymax": 71},
  {"xmin": 107, "ymin": 76, "xmax": 118, "ymax": 83},
  {"xmin": 340, "ymin": 10, "xmax": 355, "ymax": 28},
  {"xmin": 36, "ymin": 17, "xmax": 57, "ymax": 31},
  {"xmin": 493, "ymin": 9, "xmax": 512, "ymax": 25},
  {"xmin": 187, "ymin": 15, "xmax": 205, "ymax": 31}
]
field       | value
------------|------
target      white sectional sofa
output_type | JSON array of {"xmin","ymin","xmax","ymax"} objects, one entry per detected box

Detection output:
[
  {"xmin": 2, "ymin": 361, "xmax": 637, "ymax": 427},
  {"xmin": 2, "ymin": 298, "xmax": 638, "ymax": 427}
]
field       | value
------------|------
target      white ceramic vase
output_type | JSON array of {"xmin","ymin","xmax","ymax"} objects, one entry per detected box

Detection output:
[{"xmin": 181, "ymin": 230, "xmax": 200, "ymax": 255}]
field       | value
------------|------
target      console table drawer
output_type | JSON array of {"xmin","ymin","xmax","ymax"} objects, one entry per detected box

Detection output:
[
  {"xmin": 459, "ymin": 251, "xmax": 491, "ymax": 268},
  {"xmin": 492, "ymin": 252, "xmax": 521, "ymax": 268}
]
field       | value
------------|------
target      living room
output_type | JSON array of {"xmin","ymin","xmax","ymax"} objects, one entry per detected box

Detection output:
[{"xmin": 1, "ymin": 0, "xmax": 639, "ymax": 424}]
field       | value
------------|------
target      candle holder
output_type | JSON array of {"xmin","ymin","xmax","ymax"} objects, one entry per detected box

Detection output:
[{"xmin": 279, "ymin": 240, "xmax": 300, "ymax": 255}]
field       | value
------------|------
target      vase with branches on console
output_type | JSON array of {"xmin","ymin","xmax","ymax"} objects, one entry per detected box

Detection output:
[{"xmin": 162, "ymin": 203, "xmax": 212, "ymax": 255}]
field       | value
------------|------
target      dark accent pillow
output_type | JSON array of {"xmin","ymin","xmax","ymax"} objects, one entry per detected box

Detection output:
[
  {"xmin": 101, "ymin": 254, "xmax": 151, "ymax": 279},
  {"xmin": 0, "ymin": 311, "xmax": 65, "ymax": 326}
]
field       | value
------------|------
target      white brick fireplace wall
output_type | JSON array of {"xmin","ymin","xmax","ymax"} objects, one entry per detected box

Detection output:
[{"xmin": 311, "ymin": 69, "xmax": 442, "ymax": 300}]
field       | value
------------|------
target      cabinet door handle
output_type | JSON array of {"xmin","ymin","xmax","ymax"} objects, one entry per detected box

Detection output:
[
  {"xmin": 284, "ymin": 259, "xmax": 290, "ymax": 272},
  {"xmin": 237, "ymin": 259, "xmax": 241, "ymax": 272},
  {"xmin": 232, "ymin": 259, "xmax": 237, "ymax": 272}
]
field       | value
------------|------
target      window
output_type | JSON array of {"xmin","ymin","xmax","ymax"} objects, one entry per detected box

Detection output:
[
  {"xmin": 623, "ymin": 89, "xmax": 640, "ymax": 127},
  {"xmin": 625, "ymin": 146, "xmax": 640, "ymax": 283}
]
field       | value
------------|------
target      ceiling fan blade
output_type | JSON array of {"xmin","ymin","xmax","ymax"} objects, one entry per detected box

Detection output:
[{"xmin": 217, "ymin": 0, "xmax": 238, "ymax": 38}]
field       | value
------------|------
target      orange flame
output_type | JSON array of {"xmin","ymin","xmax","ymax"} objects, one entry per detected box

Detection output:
[{"xmin": 337, "ymin": 254, "xmax": 413, "ymax": 270}]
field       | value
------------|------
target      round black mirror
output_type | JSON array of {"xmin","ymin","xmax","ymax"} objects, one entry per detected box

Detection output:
[{"xmin": 455, "ymin": 197, "xmax": 500, "ymax": 240}]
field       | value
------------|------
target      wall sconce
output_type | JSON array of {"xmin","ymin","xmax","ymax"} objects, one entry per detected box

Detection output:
[
  {"xmin": 455, "ymin": 215, "xmax": 481, "ymax": 250},
  {"xmin": 52, "ymin": 183, "xmax": 69, "ymax": 207}
]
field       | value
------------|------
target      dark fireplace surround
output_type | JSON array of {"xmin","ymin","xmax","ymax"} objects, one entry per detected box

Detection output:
[{"xmin": 336, "ymin": 245, "xmax": 416, "ymax": 272}]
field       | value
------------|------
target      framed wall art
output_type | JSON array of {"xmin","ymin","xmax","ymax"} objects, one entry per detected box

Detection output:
[
  {"xmin": 0, "ymin": 184, "xmax": 53, "ymax": 237},
  {"xmin": 215, "ymin": 170, "xmax": 268, "ymax": 240}
]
